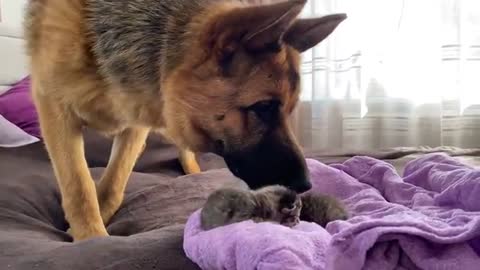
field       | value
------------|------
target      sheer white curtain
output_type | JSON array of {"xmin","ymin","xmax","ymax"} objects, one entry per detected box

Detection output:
[{"xmin": 293, "ymin": 0, "xmax": 480, "ymax": 151}]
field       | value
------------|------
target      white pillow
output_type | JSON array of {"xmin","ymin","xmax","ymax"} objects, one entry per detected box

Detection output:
[{"xmin": 0, "ymin": 114, "xmax": 39, "ymax": 147}]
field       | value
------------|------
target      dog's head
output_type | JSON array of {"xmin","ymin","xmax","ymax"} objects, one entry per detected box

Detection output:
[{"xmin": 163, "ymin": 0, "xmax": 346, "ymax": 193}]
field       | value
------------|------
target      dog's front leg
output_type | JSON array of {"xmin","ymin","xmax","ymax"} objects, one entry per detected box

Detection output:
[
  {"xmin": 97, "ymin": 127, "xmax": 150, "ymax": 225},
  {"xmin": 179, "ymin": 149, "xmax": 201, "ymax": 174},
  {"xmin": 35, "ymin": 96, "xmax": 108, "ymax": 241}
]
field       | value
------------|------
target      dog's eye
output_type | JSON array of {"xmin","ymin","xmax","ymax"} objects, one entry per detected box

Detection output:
[{"xmin": 248, "ymin": 100, "xmax": 281, "ymax": 122}]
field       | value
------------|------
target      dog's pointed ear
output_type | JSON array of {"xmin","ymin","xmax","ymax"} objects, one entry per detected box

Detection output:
[
  {"xmin": 284, "ymin": 14, "xmax": 347, "ymax": 52},
  {"xmin": 210, "ymin": 0, "xmax": 306, "ymax": 54},
  {"xmin": 241, "ymin": 0, "xmax": 306, "ymax": 52}
]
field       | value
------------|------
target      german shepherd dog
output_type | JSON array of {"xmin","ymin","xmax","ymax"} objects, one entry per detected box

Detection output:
[{"xmin": 24, "ymin": 0, "xmax": 345, "ymax": 241}]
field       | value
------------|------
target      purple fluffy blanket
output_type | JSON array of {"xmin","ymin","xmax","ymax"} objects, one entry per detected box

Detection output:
[{"xmin": 184, "ymin": 154, "xmax": 480, "ymax": 270}]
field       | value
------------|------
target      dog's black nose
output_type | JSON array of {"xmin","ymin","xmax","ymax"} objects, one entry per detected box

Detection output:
[{"xmin": 288, "ymin": 179, "xmax": 312, "ymax": 194}]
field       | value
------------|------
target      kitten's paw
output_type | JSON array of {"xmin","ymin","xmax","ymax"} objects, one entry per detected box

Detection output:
[
  {"xmin": 281, "ymin": 213, "xmax": 300, "ymax": 227},
  {"xmin": 279, "ymin": 197, "xmax": 302, "ymax": 227}
]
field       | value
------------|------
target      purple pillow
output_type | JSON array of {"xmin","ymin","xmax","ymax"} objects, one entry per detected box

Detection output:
[{"xmin": 0, "ymin": 77, "xmax": 41, "ymax": 138}]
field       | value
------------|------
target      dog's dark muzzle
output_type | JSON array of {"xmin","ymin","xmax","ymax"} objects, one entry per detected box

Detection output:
[{"xmin": 223, "ymin": 130, "xmax": 311, "ymax": 193}]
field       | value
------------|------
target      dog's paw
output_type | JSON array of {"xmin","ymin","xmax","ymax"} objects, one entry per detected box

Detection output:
[
  {"xmin": 66, "ymin": 227, "xmax": 73, "ymax": 240},
  {"xmin": 66, "ymin": 226, "xmax": 109, "ymax": 241}
]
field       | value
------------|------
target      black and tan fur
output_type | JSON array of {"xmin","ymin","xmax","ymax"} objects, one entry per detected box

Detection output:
[{"xmin": 24, "ymin": 0, "xmax": 346, "ymax": 240}]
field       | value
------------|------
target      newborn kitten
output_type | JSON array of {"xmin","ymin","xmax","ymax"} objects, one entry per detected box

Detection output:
[
  {"xmin": 299, "ymin": 193, "xmax": 349, "ymax": 227},
  {"xmin": 201, "ymin": 185, "xmax": 301, "ymax": 230},
  {"xmin": 200, "ymin": 185, "xmax": 348, "ymax": 230}
]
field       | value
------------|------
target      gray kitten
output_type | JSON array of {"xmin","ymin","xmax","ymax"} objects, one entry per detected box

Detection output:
[
  {"xmin": 200, "ymin": 185, "xmax": 348, "ymax": 230},
  {"xmin": 299, "ymin": 193, "xmax": 349, "ymax": 227}
]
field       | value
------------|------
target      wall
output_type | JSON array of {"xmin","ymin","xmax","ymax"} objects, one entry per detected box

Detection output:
[
  {"xmin": 0, "ymin": 0, "xmax": 27, "ymax": 31},
  {"xmin": 0, "ymin": 0, "xmax": 28, "ymax": 94}
]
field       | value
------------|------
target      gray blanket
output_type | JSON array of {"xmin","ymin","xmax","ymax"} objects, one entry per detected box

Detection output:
[{"xmin": 0, "ymin": 130, "xmax": 236, "ymax": 270}]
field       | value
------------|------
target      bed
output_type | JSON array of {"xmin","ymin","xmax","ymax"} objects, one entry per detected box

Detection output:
[{"xmin": 1, "ymin": 127, "xmax": 480, "ymax": 269}]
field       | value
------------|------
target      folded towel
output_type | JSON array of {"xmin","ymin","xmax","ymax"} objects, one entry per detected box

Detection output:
[{"xmin": 184, "ymin": 154, "xmax": 480, "ymax": 270}]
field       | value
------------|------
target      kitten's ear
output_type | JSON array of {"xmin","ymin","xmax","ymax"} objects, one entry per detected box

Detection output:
[
  {"xmin": 284, "ymin": 14, "xmax": 347, "ymax": 52},
  {"xmin": 209, "ymin": 0, "xmax": 306, "ymax": 54}
]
